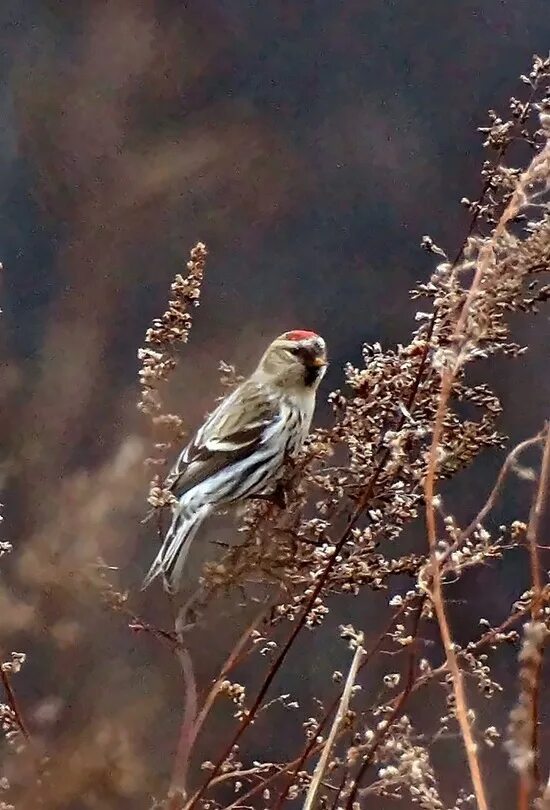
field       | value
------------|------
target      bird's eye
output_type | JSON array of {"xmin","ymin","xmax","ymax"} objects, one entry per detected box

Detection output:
[{"xmin": 287, "ymin": 346, "xmax": 301, "ymax": 356}]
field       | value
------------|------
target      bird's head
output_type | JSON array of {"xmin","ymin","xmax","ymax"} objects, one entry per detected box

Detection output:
[{"xmin": 255, "ymin": 330, "xmax": 328, "ymax": 390}]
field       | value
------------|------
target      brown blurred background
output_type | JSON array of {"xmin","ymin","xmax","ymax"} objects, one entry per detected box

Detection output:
[{"xmin": 0, "ymin": 2, "xmax": 549, "ymax": 808}]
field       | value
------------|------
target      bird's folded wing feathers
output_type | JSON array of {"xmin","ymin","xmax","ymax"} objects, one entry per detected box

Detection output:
[{"xmin": 166, "ymin": 381, "xmax": 281, "ymax": 498}]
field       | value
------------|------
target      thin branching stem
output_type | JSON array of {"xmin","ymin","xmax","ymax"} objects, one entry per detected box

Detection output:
[
  {"xmin": 440, "ymin": 431, "xmax": 546, "ymax": 566},
  {"xmin": 0, "ymin": 658, "xmax": 30, "ymax": 742},
  {"xmin": 424, "ymin": 360, "xmax": 490, "ymax": 810},
  {"xmin": 302, "ymin": 639, "xmax": 365, "ymax": 810},
  {"xmin": 183, "ymin": 445, "xmax": 400, "ymax": 810},
  {"xmin": 126, "ymin": 63, "xmax": 550, "ymax": 810},
  {"xmin": 345, "ymin": 604, "xmax": 423, "ymax": 808},
  {"xmin": 421, "ymin": 117, "xmax": 550, "ymax": 810},
  {"xmin": 526, "ymin": 424, "xmax": 550, "ymax": 620},
  {"xmin": 518, "ymin": 423, "xmax": 550, "ymax": 806}
]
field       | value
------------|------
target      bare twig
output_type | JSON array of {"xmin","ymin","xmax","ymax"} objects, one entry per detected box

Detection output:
[
  {"xmin": 526, "ymin": 424, "xmax": 550, "ymax": 621},
  {"xmin": 131, "ymin": 66, "xmax": 550, "ymax": 810},
  {"xmin": 302, "ymin": 639, "xmax": 365, "ymax": 810},
  {"xmin": 196, "ymin": 608, "xmax": 268, "ymax": 740},
  {"xmin": 420, "ymin": 126, "xmax": 550, "ymax": 810},
  {"xmin": 0, "ymin": 658, "xmax": 30, "ymax": 742},
  {"xmin": 169, "ymin": 605, "xmax": 199, "ymax": 802},
  {"xmin": 423, "ymin": 370, "xmax": 490, "ymax": 810},
  {"xmin": 345, "ymin": 604, "xmax": 423, "ymax": 808},
  {"xmin": 220, "ymin": 601, "xmax": 414, "ymax": 810},
  {"xmin": 441, "ymin": 430, "xmax": 545, "ymax": 567},
  {"xmin": 182, "ymin": 447, "xmax": 399, "ymax": 810},
  {"xmin": 518, "ymin": 424, "xmax": 550, "ymax": 806}
]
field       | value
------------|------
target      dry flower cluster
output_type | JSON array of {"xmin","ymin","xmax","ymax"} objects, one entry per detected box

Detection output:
[
  {"xmin": 135, "ymin": 56, "xmax": 550, "ymax": 810},
  {"xmin": 138, "ymin": 241, "xmax": 208, "ymax": 511},
  {"xmin": 1, "ymin": 57, "xmax": 550, "ymax": 810}
]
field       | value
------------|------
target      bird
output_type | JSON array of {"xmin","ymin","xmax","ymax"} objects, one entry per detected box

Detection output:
[{"xmin": 143, "ymin": 329, "xmax": 328, "ymax": 591}]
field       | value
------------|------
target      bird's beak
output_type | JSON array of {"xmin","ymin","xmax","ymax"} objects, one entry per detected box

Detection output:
[{"xmin": 311, "ymin": 355, "xmax": 328, "ymax": 368}]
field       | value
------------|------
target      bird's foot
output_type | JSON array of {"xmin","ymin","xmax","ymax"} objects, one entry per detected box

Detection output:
[{"xmin": 254, "ymin": 482, "xmax": 288, "ymax": 510}]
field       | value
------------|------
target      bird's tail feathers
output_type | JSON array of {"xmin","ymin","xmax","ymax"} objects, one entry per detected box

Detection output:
[{"xmin": 142, "ymin": 502, "xmax": 212, "ymax": 592}]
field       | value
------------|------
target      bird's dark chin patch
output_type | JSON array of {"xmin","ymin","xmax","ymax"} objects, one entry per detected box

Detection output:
[{"xmin": 304, "ymin": 365, "xmax": 323, "ymax": 387}]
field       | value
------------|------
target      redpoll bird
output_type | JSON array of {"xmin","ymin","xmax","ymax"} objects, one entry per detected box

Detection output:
[{"xmin": 143, "ymin": 330, "xmax": 328, "ymax": 591}]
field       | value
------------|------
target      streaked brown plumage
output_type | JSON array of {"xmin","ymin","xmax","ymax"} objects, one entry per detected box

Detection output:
[{"xmin": 143, "ymin": 330, "xmax": 327, "ymax": 591}]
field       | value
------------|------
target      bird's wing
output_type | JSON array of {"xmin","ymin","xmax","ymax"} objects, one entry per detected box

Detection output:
[{"xmin": 166, "ymin": 380, "xmax": 281, "ymax": 498}]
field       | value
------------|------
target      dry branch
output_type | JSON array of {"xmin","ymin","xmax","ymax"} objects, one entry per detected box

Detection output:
[{"xmin": 302, "ymin": 638, "xmax": 364, "ymax": 810}]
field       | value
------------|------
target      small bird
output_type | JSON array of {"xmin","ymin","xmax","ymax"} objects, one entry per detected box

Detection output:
[{"xmin": 143, "ymin": 330, "xmax": 328, "ymax": 591}]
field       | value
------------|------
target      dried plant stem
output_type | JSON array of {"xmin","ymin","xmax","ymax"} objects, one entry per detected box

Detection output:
[
  {"xmin": 180, "ymin": 171, "xmax": 511, "ymax": 808},
  {"xmin": 273, "ymin": 599, "xmax": 411, "ymax": 810},
  {"xmin": 187, "ymin": 605, "xmax": 269, "ymax": 758},
  {"xmin": 170, "ymin": 645, "xmax": 198, "ymax": 801},
  {"xmin": 0, "ymin": 659, "xmax": 30, "ymax": 741},
  {"xmin": 231, "ymin": 617, "xmax": 421, "ymax": 810},
  {"xmin": 391, "ymin": 589, "xmax": 550, "ymax": 708},
  {"xmin": 518, "ymin": 776, "xmax": 529, "ymax": 810},
  {"xmin": 519, "ymin": 423, "xmax": 550, "ymax": 805},
  {"xmin": 424, "ymin": 369, "xmax": 489, "ymax": 810},
  {"xmin": 526, "ymin": 424, "xmax": 550, "ymax": 619},
  {"xmin": 344, "ymin": 604, "xmax": 423, "ymax": 808},
  {"xmin": 302, "ymin": 639, "xmax": 365, "ymax": 810},
  {"xmin": 471, "ymin": 593, "xmax": 549, "ymax": 652},
  {"xmin": 169, "ymin": 597, "xmax": 199, "ymax": 803},
  {"xmin": 182, "ymin": 448, "xmax": 396, "ymax": 810},
  {"xmin": 223, "ymin": 743, "xmax": 327, "ymax": 810},
  {"xmin": 444, "ymin": 431, "xmax": 546, "ymax": 562},
  {"xmin": 420, "ymin": 130, "xmax": 550, "ymax": 810},
  {"xmin": 185, "ymin": 331, "xmax": 441, "ymax": 810},
  {"xmin": 212, "ymin": 602, "xmax": 416, "ymax": 810},
  {"xmin": 206, "ymin": 602, "xmax": 413, "ymax": 810}
]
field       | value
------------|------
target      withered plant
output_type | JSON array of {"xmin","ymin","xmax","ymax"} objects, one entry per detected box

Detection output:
[
  {"xmin": 133, "ymin": 56, "xmax": 550, "ymax": 810},
  {"xmin": 1, "ymin": 56, "xmax": 550, "ymax": 810}
]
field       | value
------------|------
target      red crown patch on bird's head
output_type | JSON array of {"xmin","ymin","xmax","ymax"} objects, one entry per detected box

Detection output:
[{"xmin": 284, "ymin": 329, "xmax": 319, "ymax": 342}]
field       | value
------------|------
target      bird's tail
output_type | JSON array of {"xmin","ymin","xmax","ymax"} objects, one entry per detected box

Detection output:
[{"xmin": 142, "ymin": 502, "xmax": 213, "ymax": 592}]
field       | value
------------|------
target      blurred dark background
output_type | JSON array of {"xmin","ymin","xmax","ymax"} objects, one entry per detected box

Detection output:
[{"xmin": 0, "ymin": 2, "xmax": 549, "ymax": 808}]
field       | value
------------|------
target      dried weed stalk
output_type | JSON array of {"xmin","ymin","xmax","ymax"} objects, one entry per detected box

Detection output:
[
  {"xmin": 131, "ymin": 57, "xmax": 550, "ymax": 810},
  {"xmin": 3, "ymin": 60, "xmax": 547, "ymax": 810},
  {"xmin": 138, "ymin": 241, "xmax": 208, "ymax": 510}
]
